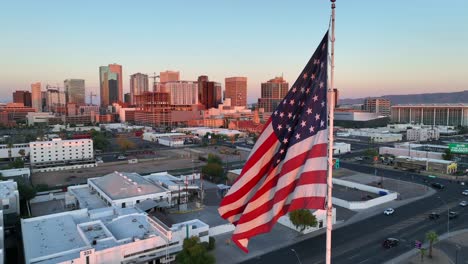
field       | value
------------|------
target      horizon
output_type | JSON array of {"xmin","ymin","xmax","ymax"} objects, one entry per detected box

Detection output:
[{"xmin": 1, "ymin": 0, "xmax": 467, "ymax": 104}]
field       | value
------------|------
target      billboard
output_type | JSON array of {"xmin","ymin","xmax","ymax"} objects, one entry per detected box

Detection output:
[{"xmin": 448, "ymin": 143, "xmax": 468, "ymax": 154}]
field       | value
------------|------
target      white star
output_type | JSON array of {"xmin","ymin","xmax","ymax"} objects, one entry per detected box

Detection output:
[
  {"xmin": 300, "ymin": 102, "xmax": 305, "ymax": 106},
  {"xmin": 306, "ymin": 108, "xmax": 313, "ymax": 115},
  {"xmin": 288, "ymin": 112, "xmax": 293, "ymax": 119},
  {"xmin": 274, "ymin": 110, "xmax": 278, "ymax": 116},
  {"xmin": 321, "ymin": 62, "xmax": 324, "ymax": 68},
  {"xmin": 283, "ymin": 138, "xmax": 288, "ymax": 144},
  {"xmin": 301, "ymin": 120, "xmax": 306, "ymax": 127},
  {"xmin": 321, "ymin": 101, "xmax": 325, "ymax": 107},
  {"xmin": 295, "ymin": 133, "xmax": 301, "ymax": 139},
  {"xmin": 321, "ymin": 120, "xmax": 325, "ymax": 127},
  {"xmin": 277, "ymin": 124, "xmax": 282, "ymax": 130},
  {"xmin": 314, "ymin": 59, "xmax": 320, "ymax": 64},
  {"xmin": 279, "ymin": 112, "xmax": 284, "ymax": 118},
  {"xmin": 311, "ymin": 74, "xmax": 316, "ymax": 80},
  {"xmin": 306, "ymin": 88, "xmax": 310, "ymax": 94},
  {"xmin": 292, "ymin": 87, "xmax": 297, "ymax": 93},
  {"xmin": 303, "ymin": 73, "xmax": 308, "ymax": 79},
  {"xmin": 319, "ymin": 82, "xmax": 324, "ymax": 88},
  {"xmin": 300, "ymin": 87, "xmax": 305, "ymax": 93},
  {"xmin": 293, "ymin": 115, "xmax": 296, "ymax": 119},
  {"xmin": 313, "ymin": 95, "xmax": 318, "ymax": 102},
  {"xmin": 287, "ymin": 127, "xmax": 292, "ymax": 132},
  {"xmin": 315, "ymin": 113, "xmax": 320, "ymax": 120},
  {"xmin": 290, "ymin": 99, "xmax": 295, "ymax": 105},
  {"xmin": 283, "ymin": 100, "xmax": 287, "ymax": 105},
  {"xmin": 322, "ymin": 43, "xmax": 326, "ymax": 50},
  {"xmin": 279, "ymin": 149, "xmax": 285, "ymax": 154},
  {"xmin": 309, "ymin": 126, "xmax": 315, "ymax": 133}
]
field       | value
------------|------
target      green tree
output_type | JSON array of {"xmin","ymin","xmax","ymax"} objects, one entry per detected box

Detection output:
[
  {"xmin": 364, "ymin": 148, "xmax": 378, "ymax": 158},
  {"xmin": 420, "ymin": 247, "xmax": 426, "ymax": 262},
  {"xmin": 17, "ymin": 181, "xmax": 37, "ymax": 201},
  {"xmin": 289, "ymin": 209, "xmax": 318, "ymax": 232},
  {"xmin": 8, "ymin": 158, "xmax": 24, "ymax": 169},
  {"xmin": 207, "ymin": 154, "xmax": 222, "ymax": 165},
  {"xmin": 18, "ymin": 149, "xmax": 26, "ymax": 159},
  {"xmin": 35, "ymin": 184, "xmax": 49, "ymax": 192},
  {"xmin": 426, "ymin": 231, "xmax": 438, "ymax": 258},
  {"xmin": 442, "ymin": 149, "xmax": 453, "ymax": 161},
  {"xmin": 176, "ymin": 237, "xmax": 215, "ymax": 264},
  {"xmin": 91, "ymin": 131, "xmax": 110, "ymax": 151},
  {"xmin": 201, "ymin": 163, "xmax": 224, "ymax": 182}
]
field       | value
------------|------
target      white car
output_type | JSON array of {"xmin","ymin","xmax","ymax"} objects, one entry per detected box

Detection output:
[
  {"xmin": 117, "ymin": 155, "xmax": 127, "ymax": 160},
  {"xmin": 460, "ymin": 201, "xmax": 467, "ymax": 207},
  {"xmin": 384, "ymin": 208, "xmax": 395, "ymax": 215},
  {"xmin": 462, "ymin": 190, "xmax": 468, "ymax": 196}
]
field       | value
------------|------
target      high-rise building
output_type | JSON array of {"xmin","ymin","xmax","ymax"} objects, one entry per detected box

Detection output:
[
  {"xmin": 31, "ymin": 82, "xmax": 42, "ymax": 112},
  {"xmin": 45, "ymin": 88, "xmax": 66, "ymax": 114},
  {"xmin": 198, "ymin": 75, "xmax": 222, "ymax": 109},
  {"xmin": 257, "ymin": 76, "xmax": 289, "ymax": 113},
  {"xmin": 225, "ymin": 77, "xmax": 247, "ymax": 107},
  {"xmin": 165, "ymin": 81, "xmax": 198, "ymax": 105},
  {"xmin": 160, "ymin": 71, "xmax": 180, "ymax": 83},
  {"xmin": 64, "ymin": 79, "xmax": 85, "ymax": 105},
  {"xmin": 13, "ymin": 90, "xmax": 32, "ymax": 107},
  {"xmin": 130, "ymin": 73, "xmax": 149, "ymax": 104},
  {"xmin": 124, "ymin": 93, "xmax": 131, "ymax": 104},
  {"xmin": 99, "ymin": 64, "xmax": 123, "ymax": 106},
  {"xmin": 364, "ymin": 97, "xmax": 391, "ymax": 116}
]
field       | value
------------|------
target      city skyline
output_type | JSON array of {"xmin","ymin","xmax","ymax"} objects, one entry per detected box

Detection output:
[{"xmin": 1, "ymin": 0, "xmax": 467, "ymax": 103}]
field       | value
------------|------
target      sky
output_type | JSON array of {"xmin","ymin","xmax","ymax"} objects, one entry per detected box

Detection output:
[{"xmin": 1, "ymin": 0, "xmax": 467, "ymax": 103}]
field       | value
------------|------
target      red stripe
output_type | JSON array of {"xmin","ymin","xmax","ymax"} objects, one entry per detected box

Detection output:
[
  {"xmin": 234, "ymin": 170, "xmax": 326, "ymax": 224},
  {"xmin": 231, "ymin": 196, "xmax": 326, "ymax": 253}
]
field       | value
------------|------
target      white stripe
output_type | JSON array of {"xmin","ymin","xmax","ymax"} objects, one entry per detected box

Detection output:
[
  {"xmin": 240, "ymin": 156, "xmax": 327, "ymax": 216},
  {"xmin": 234, "ymin": 183, "xmax": 327, "ymax": 235}
]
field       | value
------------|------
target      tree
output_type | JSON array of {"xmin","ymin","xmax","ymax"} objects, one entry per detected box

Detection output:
[
  {"xmin": 7, "ymin": 143, "xmax": 13, "ymax": 161},
  {"xmin": 117, "ymin": 137, "xmax": 136, "ymax": 152},
  {"xmin": 289, "ymin": 209, "xmax": 318, "ymax": 233},
  {"xmin": 207, "ymin": 154, "xmax": 222, "ymax": 165},
  {"xmin": 91, "ymin": 131, "xmax": 110, "ymax": 151},
  {"xmin": 7, "ymin": 158, "xmax": 24, "ymax": 169},
  {"xmin": 18, "ymin": 149, "xmax": 26, "ymax": 159},
  {"xmin": 364, "ymin": 148, "xmax": 378, "ymax": 158},
  {"xmin": 17, "ymin": 181, "xmax": 37, "ymax": 201},
  {"xmin": 201, "ymin": 163, "xmax": 224, "ymax": 182},
  {"xmin": 426, "ymin": 231, "xmax": 438, "ymax": 258},
  {"xmin": 176, "ymin": 237, "xmax": 215, "ymax": 264},
  {"xmin": 442, "ymin": 149, "xmax": 453, "ymax": 161},
  {"xmin": 420, "ymin": 247, "xmax": 427, "ymax": 262}
]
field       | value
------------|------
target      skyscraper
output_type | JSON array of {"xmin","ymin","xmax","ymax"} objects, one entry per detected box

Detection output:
[
  {"xmin": 165, "ymin": 81, "xmax": 198, "ymax": 105},
  {"xmin": 99, "ymin": 64, "xmax": 123, "ymax": 106},
  {"xmin": 130, "ymin": 73, "xmax": 149, "ymax": 104},
  {"xmin": 225, "ymin": 77, "xmax": 247, "ymax": 107},
  {"xmin": 160, "ymin": 71, "xmax": 180, "ymax": 83},
  {"xmin": 257, "ymin": 76, "xmax": 289, "ymax": 113},
  {"xmin": 13, "ymin": 90, "xmax": 32, "ymax": 107},
  {"xmin": 198, "ymin": 75, "xmax": 222, "ymax": 109},
  {"xmin": 64, "ymin": 79, "xmax": 85, "ymax": 105},
  {"xmin": 31, "ymin": 82, "xmax": 42, "ymax": 112},
  {"xmin": 45, "ymin": 87, "xmax": 66, "ymax": 114},
  {"xmin": 364, "ymin": 97, "xmax": 391, "ymax": 116}
]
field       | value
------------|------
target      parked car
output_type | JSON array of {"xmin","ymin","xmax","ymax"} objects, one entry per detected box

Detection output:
[
  {"xmin": 460, "ymin": 201, "xmax": 467, "ymax": 207},
  {"xmin": 384, "ymin": 208, "xmax": 395, "ymax": 215},
  {"xmin": 448, "ymin": 211, "xmax": 459, "ymax": 219},
  {"xmin": 117, "ymin": 155, "xmax": 127, "ymax": 160},
  {"xmin": 428, "ymin": 212, "xmax": 440, "ymax": 220},
  {"xmin": 431, "ymin": 183, "xmax": 445, "ymax": 190},
  {"xmin": 382, "ymin": 238, "xmax": 399, "ymax": 249},
  {"xmin": 462, "ymin": 190, "xmax": 468, "ymax": 196}
]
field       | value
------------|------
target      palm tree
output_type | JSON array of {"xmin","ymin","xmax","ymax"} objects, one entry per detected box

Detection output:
[{"xmin": 426, "ymin": 231, "xmax": 439, "ymax": 258}]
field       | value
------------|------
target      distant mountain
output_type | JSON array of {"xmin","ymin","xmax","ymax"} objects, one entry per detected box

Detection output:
[{"xmin": 339, "ymin": 90, "xmax": 468, "ymax": 105}]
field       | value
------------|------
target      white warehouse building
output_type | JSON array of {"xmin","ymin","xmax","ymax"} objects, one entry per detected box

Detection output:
[
  {"xmin": 0, "ymin": 143, "xmax": 29, "ymax": 160},
  {"xmin": 0, "ymin": 180, "xmax": 20, "ymax": 216},
  {"xmin": 21, "ymin": 207, "xmax": 209, "ymax": 264},
  {"xmin": 29, "ymin": 138, "xmax": 95, "ymax": 172}
]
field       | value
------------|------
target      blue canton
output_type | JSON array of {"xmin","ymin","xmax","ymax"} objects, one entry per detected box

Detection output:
[{"xmin": 271, "ymin": 32, "xmax": 329, "ymax": 165}]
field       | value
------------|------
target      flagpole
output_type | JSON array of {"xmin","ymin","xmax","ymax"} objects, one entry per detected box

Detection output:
[{"xmin": 326, "ymin": 1, "xmax": 336, "ymax": 264}]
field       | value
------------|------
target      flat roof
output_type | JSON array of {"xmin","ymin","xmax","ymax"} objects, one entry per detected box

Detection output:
[
  {"xmin": 0, "ymin": 180, "xmax": 17, "ymax": 198},
  {"xmin": 89, "ymin": 172, "xmax": 167, "ymax": 200},
  {"xmin": 68, "ymin": 185, "xmax": 108, "ymax": 210}
]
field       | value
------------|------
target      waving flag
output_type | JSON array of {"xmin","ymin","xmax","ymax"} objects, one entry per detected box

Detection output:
[{"xmin": 218, "ymin": 31, "xmax": 330, "ymax": 252}]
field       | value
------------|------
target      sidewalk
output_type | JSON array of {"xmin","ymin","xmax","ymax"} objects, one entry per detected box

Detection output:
[{"xmin": 384, "ymin": 229, "xmax": 468, "ymax": 264}]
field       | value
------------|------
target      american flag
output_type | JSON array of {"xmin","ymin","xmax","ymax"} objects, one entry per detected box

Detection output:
[{"xmin": 218, "ymin": 31, "xmax": 329, "ymax": 252}]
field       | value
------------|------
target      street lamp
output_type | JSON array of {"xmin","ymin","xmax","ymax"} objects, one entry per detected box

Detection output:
[
  {"xmin": 455, "ymin": 244, "xmax": 461, "ymax": 264},
  {"xmin": 438, "ymin": 196, "xmax": 450, "ymax": 235},
  {"xmin": 291, "ymin": 249, "xmax": 302, "ymax": 264}
]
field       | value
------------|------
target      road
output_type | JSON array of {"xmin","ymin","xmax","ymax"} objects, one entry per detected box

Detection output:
[{"xmin": 242, "ymin": 162, "xmax": 468, "ymax": 264}]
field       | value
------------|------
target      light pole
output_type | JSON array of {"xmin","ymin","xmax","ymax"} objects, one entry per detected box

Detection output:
[
  {"xmin": 291, "ymin": 249, "xmax": 302, "ymax": 264},
  {"xmin": 438, "ymin": 196, "xmax": 450, "ymax": 235},
  {"xmin": 455, "ymin": 244, "xmax": 460, "ymax": 264}
]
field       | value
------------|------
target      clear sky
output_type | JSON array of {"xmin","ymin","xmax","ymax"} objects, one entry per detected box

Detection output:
[{"xmin": 1, "ymin": 0, "xmax": 467, "ymax": 103}]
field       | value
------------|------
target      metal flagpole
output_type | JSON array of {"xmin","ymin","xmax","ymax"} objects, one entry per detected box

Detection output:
[{"xmin": 326, "ymin": 1, "xmax": 336, "ymax": 264}]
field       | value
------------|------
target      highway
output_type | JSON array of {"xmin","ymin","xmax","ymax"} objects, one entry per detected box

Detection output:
[{"xmin": 242, "ymin": 162, "xmax": 468, "ymax": 264}]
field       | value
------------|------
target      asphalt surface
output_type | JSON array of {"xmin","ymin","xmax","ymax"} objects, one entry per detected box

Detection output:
[{"xmin": 242, "ymin": 161, "xmax": 468, "ymax": 264}]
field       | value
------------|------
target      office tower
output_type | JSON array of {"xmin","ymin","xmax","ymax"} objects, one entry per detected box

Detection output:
[
  {"xmin": 99, "ymin": 64, "xmax": 123, "ymax": 106},
  {"xmin": 31, "ymin": 82, "xmax": 42, "ymax": 112},
  {"xmin": 130, "ymin": 73, "xmax": 149, "ymax": 104},
  {"xmin": 159, "ymin": 71, "xmax": 180, "ymax": 83},
  {"xmin": 225, "ymin": 77, "xmax": 247, "ymax": 107},
  {"xmin": 45, "ymin": 87, "xmax": 66, "ymax": 114},
  {"xmin": 13, "ymin": 90, "xmax": 32, "ymax": 107},
  {"xmin": 198, "ymin": 75, "xmax": 222, "ymax": 109},
  {"xmin": 257, "ymin": 76, "xmax": 289, "ymax": 113},
  {"xmin": 64, "ymin": 79, "xmax": 85, "ymax": 105},
  {"xmin": 165, "ymin": 81, "xmax": 198, "ymax": 105},
  {"xmin": 364, "ymin": 97, "xmax": 391, "ymax": 116}
]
